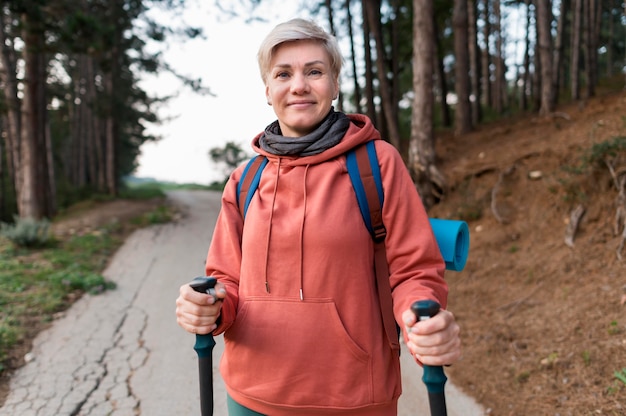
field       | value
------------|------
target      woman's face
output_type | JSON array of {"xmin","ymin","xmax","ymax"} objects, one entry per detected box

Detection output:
[{"xmin": 265, "ymin": 40, "xmax": 339, "ymax": 138}]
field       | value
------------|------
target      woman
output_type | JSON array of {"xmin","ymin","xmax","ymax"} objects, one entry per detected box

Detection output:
[{"xmin": 176, "ymin": 18, "xmax": 461, "ymax": 415}]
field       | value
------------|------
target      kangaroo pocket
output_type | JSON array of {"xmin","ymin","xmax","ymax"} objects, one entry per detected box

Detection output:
[{"xmin": 221, "ymin": 298, "xmax": 374, "ymax": 408}]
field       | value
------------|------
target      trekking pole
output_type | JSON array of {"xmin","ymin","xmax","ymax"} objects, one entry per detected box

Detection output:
[
  {"xmin": 189, "ymin": 276, "xmax": 218, "ymax": 416},
  {"xmin": 411, "ymin": 300, "xmax": 448, "ymax": 416}
]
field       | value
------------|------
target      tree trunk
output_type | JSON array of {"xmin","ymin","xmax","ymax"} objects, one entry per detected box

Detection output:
[
  {"xmin": 104, "ymin": 70, "xmax": 117, "ymax": 196},
  {"xmin": 363, "ymin": 0, "xmax": 402, "ymax": 148},
  {"xmin": 85, "ymin": 56, "xmax": 96, "ymax": 186},
  {"xmin": 18, "ymin": 64, "xmax": 38, "ymax": 218},
  {"xmin": 493, "ymin": 0, "xmax": 504, "ymax": 113},
  {"xmin": 0, "ymin": 11, "xmax": 21, "ymax": 201},
  {"xmin": 481, "ymin": 0, "xmax": 492, "ymax": 109},
  {"xmin": 325, "ymin": 0, "xmax": 343, "ymax": 111},
  {"xmin": 521, "ymin": 0, "xmax": 532, "ymax": 110},
  {"xmin": 552, "ymin": 0, "xmax": 567, "ymax": 103},
  {"xmin": 390, "ymin": 0, "xmax": 405, "ymax": 156},
  {"xmin": 88, "ymin": 58, "xmax": 105, "ymax": 191},
  {"xmin": 361, "ymin": 3, "xmax": 378, "ymax": 126},
  {"xmin": 0, "ymin": 115, "xmax": 5, "ymax": 218},
  {"xmin": 0, "ymin": 134, "xmax": 4, "ymax": 219},
  {"xmin": 570, "ymin": 0, "xmax": 581, "ymax": 99},
  {"xmin": 104, "ymin": 1, "xmax": 123, "ymax": 197},
  {"xmin": 536, "ymin": 0, "xmax": 555, "ymax": 115},
  {"xmin": 19, "ymin": 10, "xmax": 52, "ymax": 219},
  {"xmin": 410, "ymin": 0, "xmax": 446, "ymax": 209},
  {"xmin": 532, "ymin": 31, "xmax": 542, "ymax": 110},
  {"xmin": 588, "ymin": 0, "xmax": 600, "ymax": 97},
  {"xmin": 74, "ymin": 55, "xmax": 87, "ymax": 187},
  {"xmin": 453, "ymin": 0, "xmax": 472, "ymax": 134},
  {"xmin": 434, "ymin": 19, "xmax": 451, "ymax": 127},
  {"xmin": 468, "ymin": 0, "xmax": 482, "ymax": 125},
  {"xmin": 44, "ymin": 116, "xmax": 56, "ymax": 217},
  {"xmin": 605, "ymin": 0, "xmax": 613, "ymax": 77},
  {"xmin": 345, "ymin": 0, "xmax": 362, "ymax": 113},
  {"xmin": 582, "ymin": 0, "xmax": 591, "ymax": 98}
]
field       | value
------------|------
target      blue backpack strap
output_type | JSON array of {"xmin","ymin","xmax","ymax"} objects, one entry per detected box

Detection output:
[
  {"xmin": 347, "ymin": 141, "xmax": 399, "ymax": 351},
  {"xmin": 236, "ymin": 156, "xmax": 268, "ymax": 218},
  {"xmin": 346, "ymin": 141, "xmax": 386, "ymax": 242}
]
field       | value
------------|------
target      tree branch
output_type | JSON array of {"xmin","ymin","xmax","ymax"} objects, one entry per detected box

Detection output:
[{"xmin": 564, "ymin": 204, "xmax": 585, "ymax": 248}]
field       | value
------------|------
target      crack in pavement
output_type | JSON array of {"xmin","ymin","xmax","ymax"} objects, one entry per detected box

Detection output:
[
  {"xmin": 77, "ymin": 307, "xmax": 150, "ymax": 416},
  {"xmin": 73, "ymin": 255, "xmax": 156, "ymax": 416},
  {"xmin": 0, "ymin": 229, "xmax": 159, "ymax": 416},
  {"xmin": 75, "ymin": 253, "xmax": 156, "ymax": 416}
]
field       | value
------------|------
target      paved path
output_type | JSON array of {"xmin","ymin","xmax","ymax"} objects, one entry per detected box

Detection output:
[{"xmin": 0, "ymin": 190, "xmax": 485, "ymax": 415}]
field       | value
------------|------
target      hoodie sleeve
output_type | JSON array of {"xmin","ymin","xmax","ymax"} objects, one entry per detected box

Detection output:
[
  {"xmin": 204, "ymin": 166, "xmax": 246, "ymax": 335},
  {"xmin": 374, "ymin": 141, "xmax": 448, "ymax": 329}
]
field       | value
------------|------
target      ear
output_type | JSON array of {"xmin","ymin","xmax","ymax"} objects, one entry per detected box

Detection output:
[{"xmin": 265, "ymin": 85, "xmax": 272, "ymax": 106}]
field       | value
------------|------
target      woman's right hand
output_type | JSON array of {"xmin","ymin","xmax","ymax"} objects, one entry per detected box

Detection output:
[{"xmin": 175, "ymin": 281, "xmax": 227, "ymax": 335}]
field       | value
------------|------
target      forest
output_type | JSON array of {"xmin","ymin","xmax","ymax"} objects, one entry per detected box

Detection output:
[{"xmin": 0, "ymin": 0, "xmax": 624, "ymax": 223}]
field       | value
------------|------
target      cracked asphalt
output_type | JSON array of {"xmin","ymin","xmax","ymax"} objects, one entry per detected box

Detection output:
[{"xmin": 0, "ymin": 190, "xmax": 484, "ymax": 416}]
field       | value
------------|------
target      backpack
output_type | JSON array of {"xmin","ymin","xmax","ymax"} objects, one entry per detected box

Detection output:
[{"xmin": 235, "ymin": 141, "xmax": 469, "ymax": 351}]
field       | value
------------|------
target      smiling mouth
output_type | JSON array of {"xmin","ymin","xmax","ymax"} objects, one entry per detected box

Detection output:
[{"xmin": 289, "ymin": 101, "xmax": 315, "ymax": 106}]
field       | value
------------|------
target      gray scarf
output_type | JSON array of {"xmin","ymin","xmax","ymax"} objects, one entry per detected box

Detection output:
[{"xmin": 258, "ymin": 109, "xmax": 350, "ymax": 156}]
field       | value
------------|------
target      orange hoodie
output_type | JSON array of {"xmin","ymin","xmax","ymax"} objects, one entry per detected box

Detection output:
[{"xmin": 206, "ymin": 114, "xmax": 447, "ymax": 415}]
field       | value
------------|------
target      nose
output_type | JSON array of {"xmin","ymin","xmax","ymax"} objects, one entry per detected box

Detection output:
[{"xmin": 290, "ymin": 73, "xmax": 309, "ymax": 94}]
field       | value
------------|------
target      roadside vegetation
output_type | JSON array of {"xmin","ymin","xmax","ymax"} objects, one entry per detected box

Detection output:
[{"xmin": 0, "ymin": 183, "xmax": 182, "ymax": 375}]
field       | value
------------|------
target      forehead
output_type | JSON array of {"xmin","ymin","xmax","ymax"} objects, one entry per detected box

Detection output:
[{"xmin": 271, "ymin": 40, "xmax": 330, "ymax": 67}]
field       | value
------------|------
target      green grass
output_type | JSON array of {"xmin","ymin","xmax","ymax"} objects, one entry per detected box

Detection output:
[
  {"xmin": 615, "ymin": 368, "xmax": 626, "ymax": 386},
  {"xmin": 0, "ymin": 234, "xmax": 117, "ymax": 368},
  {"xmin": 0, "ymin": 184, "xmax": 177, "ymax": 375},
  {"xmin": 125, "ymin": 179, "xmax": 219, "ymax": 192}
]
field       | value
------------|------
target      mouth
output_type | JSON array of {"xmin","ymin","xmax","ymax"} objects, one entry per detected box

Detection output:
[{"xmin": 288, "ymin": 100, "xmax": 316, "ymax": 107}]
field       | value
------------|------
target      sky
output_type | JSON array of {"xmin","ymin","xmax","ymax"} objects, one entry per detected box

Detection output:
[{"xmin": 135, "ymin": 1, "xmax": 309, "ymax": 184}]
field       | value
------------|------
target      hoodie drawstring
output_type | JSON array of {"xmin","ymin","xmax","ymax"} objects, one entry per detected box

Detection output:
[
  {"xmin": 298, "ymin": 164, "xmax": 310, "ymax": 301},
  {"xmin": 264, "ymin": 158, "xmax": 282, "ymax": 294}
]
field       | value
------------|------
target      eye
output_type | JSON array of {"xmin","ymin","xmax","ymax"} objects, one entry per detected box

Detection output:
[
  {"xmin": 308, "ymin": 68, "xmax": 323, "ymax": 76},
  {"xmin": 275, "ymin": 71, "xmax": 290, "ymax": 79}
]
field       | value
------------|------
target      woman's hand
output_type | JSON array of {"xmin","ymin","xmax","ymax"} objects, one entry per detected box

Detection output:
[
  {"xmin": 176, "ymin": 281, "xmax": 227, "ymax": 335},
  {"xmin": 402, "ymin": 308, "xmax": 462, "ymax": 366}
]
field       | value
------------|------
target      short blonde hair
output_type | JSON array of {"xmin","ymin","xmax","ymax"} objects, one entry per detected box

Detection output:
[{"xmin": 257, "ymin": 18, "xmax": 343, "ymax": 84}]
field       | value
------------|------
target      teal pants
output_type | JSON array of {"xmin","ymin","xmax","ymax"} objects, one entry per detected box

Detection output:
[{"xmin": 227, "ymin": 395, "xmax": 265, "ymax": 416}]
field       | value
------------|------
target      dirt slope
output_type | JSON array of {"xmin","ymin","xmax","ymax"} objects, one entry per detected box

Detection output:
[{"xmin": 430, "ymin": 91, "xmax": 626, "ymax": 415}]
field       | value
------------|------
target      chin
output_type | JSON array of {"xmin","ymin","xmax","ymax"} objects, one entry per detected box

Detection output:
[{"xmin": 283, "ymin": 120, "xmax": 319, "ymax": 137}]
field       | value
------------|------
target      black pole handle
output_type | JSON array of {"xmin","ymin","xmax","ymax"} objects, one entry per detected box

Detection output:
[
  {"xmin": 190, "ymin": 276, "xmax": 218, "ymax": 416},
  {"xmin": 411, "ymin": 300, "xmax": 448, "ymax": 416},
  {"xmin": 190, "ymin": 276, "xmax": 218, "ymax": 299}
]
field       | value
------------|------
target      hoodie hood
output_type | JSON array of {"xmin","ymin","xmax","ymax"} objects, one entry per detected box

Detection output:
[{"xmin": 251, "ymin": 113, "xmax": 381, "ymax": 166}]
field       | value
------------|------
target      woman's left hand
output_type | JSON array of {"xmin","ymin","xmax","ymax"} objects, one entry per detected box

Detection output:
[{"xmin": 402, "ymin": 308, "xmax": 462, "ymax": 366}]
